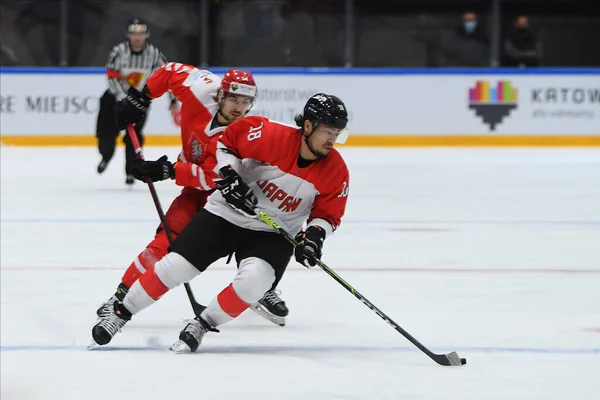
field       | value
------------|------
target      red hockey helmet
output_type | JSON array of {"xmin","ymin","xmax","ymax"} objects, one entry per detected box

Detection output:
[{"xmin": 221, "ymin": 69, "xmax": 257, "ymax": 98}]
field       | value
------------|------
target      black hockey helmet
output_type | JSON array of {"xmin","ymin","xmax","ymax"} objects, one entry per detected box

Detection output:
[
  {"xmin": 127, "ymin": 19, "xmax": 149, "ymax": 37},
  {"xmin": 302, "ymin": 93, "xmax": 348, "ymax": 130}
]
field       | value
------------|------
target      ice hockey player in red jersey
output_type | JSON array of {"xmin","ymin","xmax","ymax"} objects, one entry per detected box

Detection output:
[
  {"xmin": 91, "ymin": 93, "xmax": 351, "ymax": 351},
  {"xmin": 95, "ymin": 62, "xmax": 290, "ymax": 327}
]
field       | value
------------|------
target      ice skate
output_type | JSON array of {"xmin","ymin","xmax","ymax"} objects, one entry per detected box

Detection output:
[
  {"xmin": 170, "ymin": 317, "xmax": 219, "ymax": 353},
  {"xmin": 97, "ymin": 159, "xmax": 108, "ymax": 174},
  {"xmin": 251, "ymin": 290, "xmax": 288, "ymax": 327},
  {"xmin": 96, "ymin": 283, "xmax": 129, "ymax": 317},
  {"xmin": 91, "ymin": 301, "xmax": 131, "ymax": 346},
  {"xmin": 126, "ymin": 174, "xmax": 135, "ymax": 185}
]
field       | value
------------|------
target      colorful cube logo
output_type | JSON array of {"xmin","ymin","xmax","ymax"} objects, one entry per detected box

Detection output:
[{"xmin": 468, "ymin": 81, "xmax": 518, "ymax": 130}]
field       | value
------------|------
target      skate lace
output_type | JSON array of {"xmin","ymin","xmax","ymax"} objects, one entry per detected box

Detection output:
[
  {"xmin": 184, "ymin": 319, "xmax": 204, "ymax": 339},
  {"xmin": 96, "ymin": 296, "xmax": 118, "ymax": 318},
  {"xmin": 262, "ymin": 290, "xmax": 283, "ymax": 306},
  {"xmin": 184, "ymin": 318, "xmax": 219, "ymax": 336},
  {"xmin": 98, "ymin": 311, "xmax": 127, "ymax": 336},
  {"xmin": 97, "ymin": 303, "xmax": 113, "ymax": 318}
]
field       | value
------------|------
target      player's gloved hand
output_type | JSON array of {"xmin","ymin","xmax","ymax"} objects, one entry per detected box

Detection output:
[
  {"xmin": 114, "ymin": 86, "xmax": 151, "ymax": 130},
  {"xmin": 215, "ymin": 166, "xmax": 257, "ymax": 217},
  {"xmin": 132, "ymin": 155, "xmax": 175, "ymax": 182},
  {"xmin": 294, "ymin": 226, "xmax": 325, "ymax": 268}
]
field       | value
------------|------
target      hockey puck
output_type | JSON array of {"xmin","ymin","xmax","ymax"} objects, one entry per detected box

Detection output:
[{"xmin": 460, "ymin": 358, "xmax": 467, "ymax": 365}]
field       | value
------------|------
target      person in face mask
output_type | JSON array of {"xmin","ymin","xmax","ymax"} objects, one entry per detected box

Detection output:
[
  {"xmin": 459, "ymin": 12, "xmax": 488, "ymax": 42},
  {"xmin": 450, "ymin": 11, "xmax": 489, "ymax": 66},
  {"xmin": 463, "ymin": 12, "xmax": 479, "ymax": 34},
  {"xmin": 504, "ymin": 16, "xmax": 541, "ymax": 67}
]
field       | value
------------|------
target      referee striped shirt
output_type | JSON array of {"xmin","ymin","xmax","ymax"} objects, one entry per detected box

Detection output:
[{"xmin": 106, "ymin": 41, "xmax": 175, "ymax": 102}]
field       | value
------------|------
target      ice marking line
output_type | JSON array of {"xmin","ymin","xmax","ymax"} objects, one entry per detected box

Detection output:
[
  {"xmin": 1, "ymin": 344, "xmax": 599, "ymax": 354},
  {"xmin": 1, "ymin": 266, "xmax": 599, "ymax": 274},
  {"xmin": 2, "ymin": 217, "xmax": 600, "ymax": 226}
]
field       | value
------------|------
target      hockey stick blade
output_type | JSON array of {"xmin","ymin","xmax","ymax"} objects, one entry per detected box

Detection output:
[
  {"xmin": 125, "ymin": 124, "xmax": 207, "ymax": 318},
  {"xmin": 434, "ymin": 351, "xmax": 463, "ymax": 367},
  {"xmin": 253, "ymin": 208, "xmax": 466, "ymax": 367}
]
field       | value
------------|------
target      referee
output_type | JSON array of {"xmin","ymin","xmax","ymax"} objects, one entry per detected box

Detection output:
[{"xmin": 95, "ymin": 19, "xmax": 177, "ymax": 185}]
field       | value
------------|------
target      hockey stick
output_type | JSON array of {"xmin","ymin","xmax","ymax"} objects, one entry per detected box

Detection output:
[
  {"xmin": 125, "ymin": 124, "xmax": 206, "ymax": 317},
  {"xmin": 252, "ymin": 208, "xmax": 467, "ymax": 367}
]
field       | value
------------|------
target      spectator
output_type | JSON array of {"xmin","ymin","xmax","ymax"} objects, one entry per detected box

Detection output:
[
  {"xmin": 446, "ymin": 12, "xmax": 490, "ymax": 67},
  {"xmin": 504, "ymin": 16, "xmax": 541, "ymax": 67},
  {"xmin": 459, "ymin": 12, "xmax": 488, "ymax": 43}
]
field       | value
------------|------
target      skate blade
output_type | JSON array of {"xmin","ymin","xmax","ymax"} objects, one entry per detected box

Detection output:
[
  {"xmin": 87, "ymin": 340, "xmax": 101, "ymax": 350},
  {"xmin": 170, "ymin": 339, "xmax": 193, "ymax": 354},
  {"xmin": 250, "ymin": 304, "xmax": 286, "ymax": 327}
]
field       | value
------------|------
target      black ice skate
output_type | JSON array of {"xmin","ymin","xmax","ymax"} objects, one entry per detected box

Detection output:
[
  {"xmin": 250, "ymin": 290, "xmax": 289, "ymax": 327},
  {"xmin": 97, "ymin": 159, "xmax": 108, "ymax": 174},
  {"xmin": 96, "ymin": 283, "xmax": 129, "ymax": 317},
  {"xmin": 125, "ymin": 174, "xmax": 135, "ymax": 185},
  {"xmin": 91, "ymin": 301, "xmax": 131, "ymax": 346},
  {"xmin": 170, "ymin": 317, "xmax": 219, "ymax": 354}
]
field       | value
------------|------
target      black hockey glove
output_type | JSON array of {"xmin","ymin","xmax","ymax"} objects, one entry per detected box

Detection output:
[
  {"xmin": 294, "ymin": 226, "xmax": 326, "ymax": 268},
  {"xmin": 114, "ymin": 86, "xmax": 151, "ymax": 130},
  {"xmin": 215, "ymin": 166, "xmax": 258, "ymax": 216},
  {"xmin": 132, "ymin": 155, "xmax": 175, "ymax": 182}
]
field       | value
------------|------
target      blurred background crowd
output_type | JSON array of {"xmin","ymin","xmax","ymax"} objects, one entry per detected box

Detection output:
[{"xmin": 1, "ymin": 0, "xmax": 598, "ymax": 68}]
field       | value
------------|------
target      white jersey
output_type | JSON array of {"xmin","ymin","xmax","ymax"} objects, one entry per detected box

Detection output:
[{"xmin": 204, "ymin": 116, "xmax": 350, "ymax": 237}]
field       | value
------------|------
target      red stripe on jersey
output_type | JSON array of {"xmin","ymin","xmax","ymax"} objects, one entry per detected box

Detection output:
[
  {"xmin": 107, "ymin": 69, "xmax": 121, "ymax": 79},
  {"xmin": 174, "ymin": 162, "xmax": 218, "ymax": 190},
  {"xmin": 139, "ymin": 268, "xmax": 170, "ymax": 300},
  {"xmin": 217, "ymin": 283, "xmax": 249, "ymax": 317}
]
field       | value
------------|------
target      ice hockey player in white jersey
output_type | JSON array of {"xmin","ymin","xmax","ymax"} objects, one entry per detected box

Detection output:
[{"xmin": 91, "ymin": 93, "xmax": 351, "ymax": 353}]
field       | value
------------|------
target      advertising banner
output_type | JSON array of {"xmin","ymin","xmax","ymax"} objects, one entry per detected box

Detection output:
[{"xmin": 1, "ymin": 69, "xmax": 599, "ymax": 145}]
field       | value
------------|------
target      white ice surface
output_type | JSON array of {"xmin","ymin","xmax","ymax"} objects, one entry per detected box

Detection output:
[{"xmin": 1, "ymin": 146, "xmax": 599, "ymax": 400}]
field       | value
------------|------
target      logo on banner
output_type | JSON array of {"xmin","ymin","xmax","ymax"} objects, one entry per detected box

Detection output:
[{"xmin": 468, "ymin": 80, "xmax": 518, "ymax": 130}]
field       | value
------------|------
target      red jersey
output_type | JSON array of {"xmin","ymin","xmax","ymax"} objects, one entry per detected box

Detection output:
[
  {"xmin": 204, "ymin": 116, "xmax": 350, "ymax": 237},
  {"xmin": 145, "ymin": 62, "xmax": 224, "ymax": 191}
]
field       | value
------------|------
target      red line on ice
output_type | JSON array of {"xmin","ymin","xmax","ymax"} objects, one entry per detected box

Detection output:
[{"xmin": 1, "ymin": 266, "xmax": 599, "ymax": 274}]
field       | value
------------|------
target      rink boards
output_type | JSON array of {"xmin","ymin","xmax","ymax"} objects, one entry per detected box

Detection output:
[{"xmin": 1, "ymin": 67, "xmax": 599, "ymax": 146}]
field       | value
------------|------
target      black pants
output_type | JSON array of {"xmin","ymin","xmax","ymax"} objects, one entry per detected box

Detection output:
[
  {"xmin": 171, "ymin": 209, "xmax": 294, "ymax": 290},
  {"xmin": 95, "ymin": 90, "xmax": 147, "ymax": 175}
]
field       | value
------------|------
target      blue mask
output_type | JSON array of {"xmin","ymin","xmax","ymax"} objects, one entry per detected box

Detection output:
[{"xmin": 464, "ymin": 21, "xmax": 477, "ymax": 33}]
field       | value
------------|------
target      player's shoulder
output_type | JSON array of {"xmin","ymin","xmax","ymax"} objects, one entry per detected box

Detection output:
[
  {"xmin": 264, "ymin": 117, "xmax": 299, "ymax": 137},
  {"xmin": 196, "ymin": 68, "xmax": 222, "ymax": 83},
  {"xmin": 185, "ymin": 68, "xmax": 222, "ymax": 94},
  {"xmin": 243, "ymin": 115, "xmax": 269, "ymax": 125},
  {"xmin": 224, "ymin": 116, "xmax": 264, "ymax": 140},
  {"xmin": 322, "ymin": 148, "xmax": 349, "ymax": 178},
  {"xmin": 227, "ymin": 116, "xmax": 296, "ymax": 144},
  {"xmin": 230, "ymin": 115, "xmax": 269, "ymax": 132}
]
